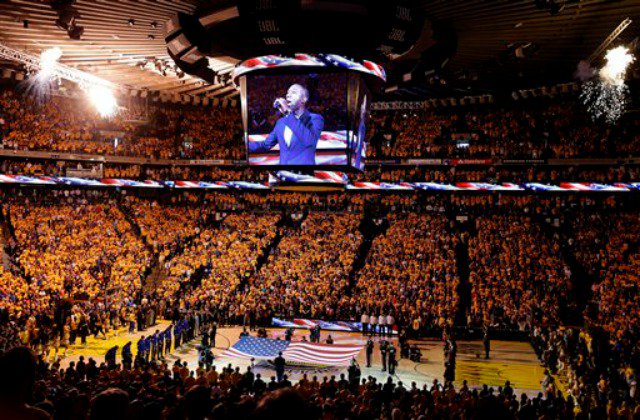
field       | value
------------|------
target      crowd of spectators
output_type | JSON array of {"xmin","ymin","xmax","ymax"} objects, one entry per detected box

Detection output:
[
  {"xmin": 243, "ymin": 213, "xmax": 362, "ymax": 322},
  {"xmin": 468, "ymin": 214, "xmax": 571, "ymax": 329},
  {"xmin": 585, "ymin": 214, "xmax": 640, "ymax": 339},
  {"xmin": 0, "ymin": 343, "xmax": 589, "ymax": 420},
  {"xmin": 0, "ymin": 88, "xmax": 243, "ymax": 160},
  {"xmin": 8, "ymin": 200, "xmax": 148, "ymax": 300},
  {"xmin": 159, "ymin": 213, "xmax": 279, "ymax": 324},
  {"xmin": 369, "ymin": 101, "xmax": 640, "ymax": 159},
  {"xmin": 123, "ymin": 196, "xmax": 208, "ymax": 263},
  {"xmin": 532, "ymin": 324, "xmax": 639, "ymax": 418},
  {"xmin": 3, "ymin": 77, "xmax": 640, "ymax": 418},
  {"xmin": 0, "ymin": 191, "xmax": 153, "ymax": 359},
  {"xmin": 351, "ymin": 213, "xmax": 459, "ymax": 335},
  {"xmin": 569, "ymin": 213, "xmax": 610, "ymax": 279},
  {"xmin": 3, "ymin": 85, "xmax": 640, "ymax": 164},
  {"xmin": 0, "ymin": 186, "xmax": 637, "ymax": 417}
]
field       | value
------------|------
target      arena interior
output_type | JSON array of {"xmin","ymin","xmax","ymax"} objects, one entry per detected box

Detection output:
[{"xmin": 0, "ymin": 1, "xmax": 640, "ymax": 419}]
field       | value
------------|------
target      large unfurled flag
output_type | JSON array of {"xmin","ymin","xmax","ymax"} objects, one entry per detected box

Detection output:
[{"xmin": 220, "ymin": 336, "xmax": 362, "ymax": 366}]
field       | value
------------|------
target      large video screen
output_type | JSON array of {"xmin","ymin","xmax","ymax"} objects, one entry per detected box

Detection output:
[{"xmin": 246, "ymin": 73, "xmax": 352, "ymax": 167}]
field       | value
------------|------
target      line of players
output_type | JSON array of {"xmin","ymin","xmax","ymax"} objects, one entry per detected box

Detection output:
[{"xmin": 104, "ymin": 318, "xmax": 197, "ymax": 369}]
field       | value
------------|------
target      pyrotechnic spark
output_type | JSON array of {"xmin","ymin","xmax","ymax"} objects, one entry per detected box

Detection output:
[
  {"xmin": 599, "ymin": 46, "xmax": 635, "ymax": 86},
  {"xmin": 580, "ymin": 80, "xmax": 628, "ymax": 124},
  {"xmin": 580, "ymin": 46, "xmax": 635, "ymax": 124}
]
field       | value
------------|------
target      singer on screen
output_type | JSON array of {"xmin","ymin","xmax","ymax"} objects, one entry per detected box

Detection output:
[{"xmin": 248, "ymin": 84, "xmax": 324, "ymax": 165}]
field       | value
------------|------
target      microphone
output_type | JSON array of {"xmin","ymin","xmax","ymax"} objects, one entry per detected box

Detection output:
[{"xmin": 273, "ymin": 98, "xmax": 290, "ymax": 115}]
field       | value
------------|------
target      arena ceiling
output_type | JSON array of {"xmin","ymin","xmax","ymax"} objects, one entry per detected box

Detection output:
[{"xmin": 0, "ymin": 0, "xmax": 639, "ymax": 103}]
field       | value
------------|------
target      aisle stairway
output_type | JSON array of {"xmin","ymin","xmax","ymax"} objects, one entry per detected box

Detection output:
[
  {"xmin": 148, "ymin": 213, "xmax": 228, "ymax": 294},
  {"xmin": 144, "ymin": 263, "xmax": 168, "ymax": 294},
  {"xmin": 174, "ymin": 211, "xmax": 289, "ymax": 296},
  {"xmin": 531, "ymin": 213, "xmax": 584, "ymax": 326},
  {"xmin": 0, "ymin": 206, "xmax": 30, "ymax": 280},
  {"xmin": 454, "ymin": 236, "xmax": 472, "ymax": 326},
  {"xmin": 0, "ymin": 225, "xmax": 10, "ymax": 270},
  {"xmin": 236, "ymin": 212, "xmax": 288, "ymax": 294},
  {"xmin": 345, "ymin": 212, "xmax": 389, "ymax": 296}
]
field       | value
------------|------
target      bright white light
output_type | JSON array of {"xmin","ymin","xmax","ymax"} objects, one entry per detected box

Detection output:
[
  {"xmin": 599, "ymin": 46, "xmax": 635, "ymax": 86},
  {"xmin": 87, "ymin": 85, "xmax": 118, "ymax": 118},
  {"xmin": 581, "ymin": 45, "xmax": 636, "ymax": 124},
  {"xmin": 39, "ymin": 47, "xmax": 62, "ymax": 79}
]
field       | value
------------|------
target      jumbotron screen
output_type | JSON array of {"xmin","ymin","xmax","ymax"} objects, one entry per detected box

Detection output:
[{"xmin": 245, "ymin": 72, "xmax": 368, "ymax": 170}]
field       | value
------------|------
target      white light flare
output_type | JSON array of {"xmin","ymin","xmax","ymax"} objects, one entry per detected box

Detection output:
[
  {"xmin": 38, "ymin": 47, "xmax": 62, "ymax": 79},
  {"xmin": 599, "ymin": 46, "xmax": 635, "ymax": 86},
  {"xmin": 87, "ymin": 85, "xmax": 118, "ymax": 118}
]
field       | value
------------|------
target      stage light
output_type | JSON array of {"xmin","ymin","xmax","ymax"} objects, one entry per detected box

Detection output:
[
  {"xmin": 68, "ymin": 25, "xmax": 84, "ymax": 40},
  {"xmin": 533, "ymin": 0, "xmax": 564, "ymax": 16},
  {"xmin": 54, "ymin": 8, "xmax": 83, "ymax": 40},
  {"xmin": 548, "ymin": 2, "xmax": 564, "ymax": 15},
  {"xmin": 87, "ymin": 85, "xmax": 118, "ymax": 118}
]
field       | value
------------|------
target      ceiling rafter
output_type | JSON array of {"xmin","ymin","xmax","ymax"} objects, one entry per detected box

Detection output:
[{"xmin": 0, "ymin": 0, "xmax": 638, "ymax": 102}]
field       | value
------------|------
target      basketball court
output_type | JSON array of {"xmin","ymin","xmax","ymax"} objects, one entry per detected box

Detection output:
[{"xmin": 55, "ymin": 322, "xmax": 549, "ymax": 396}]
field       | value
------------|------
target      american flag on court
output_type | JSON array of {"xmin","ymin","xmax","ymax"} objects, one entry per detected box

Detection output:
[{"xmin": 220, "ymin": 336, "xmax": 363, "ymax": 366}]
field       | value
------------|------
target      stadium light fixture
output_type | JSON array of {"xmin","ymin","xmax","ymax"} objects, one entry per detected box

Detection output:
[{"xmin": 0, "ymin": 42, "xmax": 121, "ymax": 117}]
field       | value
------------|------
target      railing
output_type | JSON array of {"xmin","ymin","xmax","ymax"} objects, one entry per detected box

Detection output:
[{"xmin": 1, "ymin": 148, "xmax": 639, "ymax": 167}]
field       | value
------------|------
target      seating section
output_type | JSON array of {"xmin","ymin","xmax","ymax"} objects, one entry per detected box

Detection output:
[
  {"xmin": 588, "ymin": 214, "xmax": 640, "ymax": 338},
  {"xmin": 349, "ymin": 213, "xmax": 459, "ymax": 330},
  {"xmin": 125, "ymin": 197, "xmax": 206, "ymax": 261},
  {"xmin": 10, "ymin": 201, "xmax": 151, "ymax": 301},
  {"xmin": 0, "ymin": 190, "xmax": 638, "ymax": 419},
  {"xmin": 244, "ymin": 213, "xmax": 362, "ymax": 320},
  {"xmin": 468, "ymin": 214, "xmax": 570, "ymax": 328},
  {"xmin": 2, "ymin": 88, "xmax": 640, "ymax": 162}
]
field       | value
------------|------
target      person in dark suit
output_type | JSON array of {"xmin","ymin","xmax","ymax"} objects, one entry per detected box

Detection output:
[
  {"xmin": 388, "ymin": 344, "xmax": 397, "ymax": 375},
  {"xmin": 121, "ymin": 341, "xmax": 132, "ymax": 370},
  {"xmin": 210, "ymin": 321, "xmax": 217, "ymax": 348},
  {"xmin": 280, "ymin": 374, "xmax": 292, "ymax": 388},
  {"xmin": 483, "ymin": 326, "xmax": 491, "ymax": 359},
  {"xmin": 273, "ymin": 352, "xmax": 286, "ymax": 382},
  {"xmin": 136, "ymin": 336, "xmax": 146, "ymax": 362},
  {"xmin": 105, "ymin": 345, "xmax": 118, "ymax": 369},
  {"xmin": 248, "ymin": 84, "xmax": 324, "ymax": 165},
  {"xmin": 366, "ymin": 339, "xmax": 374, "ymax": 367},
  {"xmin": 253, "ymin": 373, "xmax": 266, "ymax": 397},
  {"xmin": 380, "ymin": 341, "xmax": 388, "ymax": 372}
]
